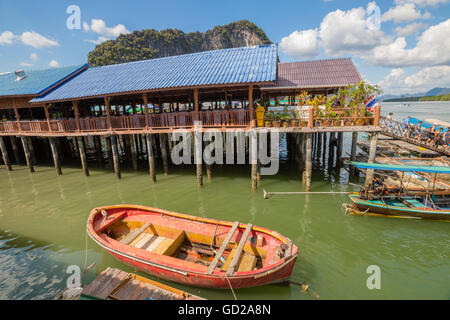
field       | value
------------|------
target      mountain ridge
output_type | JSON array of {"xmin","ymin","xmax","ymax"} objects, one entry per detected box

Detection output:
[{"xmin": 88, "ymin": 20, "xmax": 272, "ymax": 67}]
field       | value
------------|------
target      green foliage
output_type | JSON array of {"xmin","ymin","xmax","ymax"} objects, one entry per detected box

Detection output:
[{"xmin": 88, "ymin": 20, "xmax": 272, "ymax": 67}]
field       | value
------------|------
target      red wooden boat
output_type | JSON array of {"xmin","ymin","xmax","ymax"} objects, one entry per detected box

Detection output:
[{"xmin": 87, "ymin": 205, "xmax": 298, "ymax": 289}]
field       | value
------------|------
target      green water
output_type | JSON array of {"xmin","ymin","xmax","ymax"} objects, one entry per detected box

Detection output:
[{"xmin": 1, "ymin": 152, "xmax": 449, "ymax": 300}]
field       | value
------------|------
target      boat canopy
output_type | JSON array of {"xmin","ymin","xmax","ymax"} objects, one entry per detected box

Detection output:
[{"xmin": 347, "ymin": 161, "xmax": 450, "ymax": 174}]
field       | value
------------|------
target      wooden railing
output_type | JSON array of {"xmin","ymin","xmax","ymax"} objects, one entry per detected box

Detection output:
[
  {"xmin": 379, "ymin": 116, "xmax": 450, "ymax": 156},
  {"xmin": 261, "ymin": 106, "xmax": 380, "ymax": 128},
  {"xmin": 0, "ymin": 110, "xmax": 251, "ymax": 134}
]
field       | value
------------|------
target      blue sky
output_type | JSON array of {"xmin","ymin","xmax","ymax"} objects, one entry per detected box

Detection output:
[{"xmin": 0, "ymin": 0, "xmax": 449, "ymax": 95}]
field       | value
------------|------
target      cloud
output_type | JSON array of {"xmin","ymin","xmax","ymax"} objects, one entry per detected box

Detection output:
[
  {"xmin": 395, "ymin": 22, "xmax": 427, "ymax": 36},
  {"xmin": 20, "ymin": 31, "xmax": 59, "ymax": 48},
  {"xmin": 380, "ymin": 66, "xmax": 450, "ymax": 94},
  {"xmin": 394, "ymin": 0, "xmax": 450, "ymax": 7},
  {"xmin": 319, "ymin": 6, "xmax": 387, "ymax": 56},
  {"xmin": 363, "ymin": 19, "xmax": 450, "ymax": 67},
  {"xmin": 84, "ymin": 19, "xmax": 130, "ymax": 44},
  {"xmin": 381, "ymin": 3, "xmax": 430, "ymax": 23},
  {"xmin": 29, "ymin": 53, "xmax": 38, "ymax": 61},
  {"xmin": 0, "ymin": 31, "xmax": 14, "ymax": 44},
  {"xmin": 19, "ymin": 62, "xmax": 33, "ymax": 67},
  {"xmin": 279, "ymin": 29, "xmax": 319, "ymax": 58},
  {"xmin": 48, "ymin": 60, "xmax": 60, "ymax": 68}
]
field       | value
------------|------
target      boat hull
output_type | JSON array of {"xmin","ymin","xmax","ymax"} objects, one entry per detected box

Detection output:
[
  {"xmin": 88, "ymin": 205, "xmax": 298, "ymax": 289},
  {"xmin": 349, "ymin": 195, "xmax": 450, "ymax": 221}
]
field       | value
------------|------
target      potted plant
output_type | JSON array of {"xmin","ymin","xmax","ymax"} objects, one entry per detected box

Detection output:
[
  {"xmin": 290, "ymin": 111, "xmax": 299, "ymax": 127},
  {"xmin": 271, "ymin": 112, "xmax": 281, "ymax": 127}
]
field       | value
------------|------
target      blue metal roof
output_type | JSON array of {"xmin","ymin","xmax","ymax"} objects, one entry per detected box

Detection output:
[
  {"xmin": 32, "ymin": 45, "xmax": 278, "ymax": 103},
  {"xmin": 0, "ymin": 65, "xmax": 87, "ymax": 97}
]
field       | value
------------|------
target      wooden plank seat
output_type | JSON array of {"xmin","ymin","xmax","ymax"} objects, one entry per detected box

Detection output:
[
  {"xmin": 226, "ymin": 223, "xmax": 253, "ymax": 276},
  {"xmin": 207, "ymin": 221, "xmax": 240, "ymax": 275},
  {"xmin": 120, "ymin": 223, "xmax": 152, "ymax": 245},
  {"xmin": 221, "ymin": 249, "xmax": 257, "ymax": 273},
  {"xmin": 129, "ymin": 228, "xmax": 185, "ymax": 257}
]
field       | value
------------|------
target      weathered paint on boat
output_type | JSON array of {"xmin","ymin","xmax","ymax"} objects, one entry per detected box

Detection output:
[
  {"xmin": 349, "ymin": 193, "xmax": 450, "ymax": 221},
  {"xmin": 87, "ymin": 205, "xmax": 298, "ymax": 289}
]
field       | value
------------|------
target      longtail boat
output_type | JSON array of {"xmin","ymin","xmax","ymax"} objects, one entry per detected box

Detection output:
[
  {"xmin": 344, "ymin": 162, "xmax": 450, "ymax": 221},
  {"xmin": 87, "ymin": 205, "xmax": 298, "ymax": 289}
]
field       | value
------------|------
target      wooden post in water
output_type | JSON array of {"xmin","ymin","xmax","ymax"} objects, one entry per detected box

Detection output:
[
  {"xmin": 305, "ymin": 133, "xmax": 312, "ymax": 192},
  {"xmin": 105, "ymin": 136, "xmax": 113, "ymax": 169},
  {"xmin": 322, "ymin": 132, "xmax": 327, "ymax": 165},
  {"xmin": 250, "ymin": 130, "xmax": 257, "ymax": 190},
  {"xmin": 350, "ymin": 132, "xmax": 358, "ymax": 177},
  {"xmin": 9, "ymin": 136, "xmax": 20, "ymax": 163},
  {"xmin": 0, "ymin": 136, "xmax": 12, "ymax": 171},
  {"xmin": 159, "ymin": 133, "xmax": 169, "ymax": 175},
  {"xmin": 365, "ymin": 133, "xmax": 378, "ymax": 187},
  {"xmin": 336, "ymin": 132, "xmax": 343, "ymax": 167},
  {"xmin": 21, "ymin": 136, "xmax": 34, "ymax": 172},
  {"xmin": 146, "ymin": 133, "xmax": 156, "ymax": 183},
  {"xmin": 77, "ymin": 137, "xmax": 89, "ymax": 176},
  {"xmin": 27, "ymin": 137, "xmax": 37, "ymax": 165},
  {"xmin": 110, "ymin": 135, "xmax": 121, "ymax": 179},
  {"xmin": 328, "ymin": 132, "xmax": 335, "ymax": 168},
  {"xmin": 94, "ymin": 135, "xmax": 103, "ymax": 166},
  {"xmin": 130, "ymin": 134, "xmax": 138, "ymax": 171},
  {"xmin": 49, "ymin": 137, "xmax": 62, "ymax": 175}
]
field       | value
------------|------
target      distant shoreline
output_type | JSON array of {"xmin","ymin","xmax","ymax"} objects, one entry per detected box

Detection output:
[{"xmin": 383, "ymin": 94, "xmax": 450, "ymax": 102}]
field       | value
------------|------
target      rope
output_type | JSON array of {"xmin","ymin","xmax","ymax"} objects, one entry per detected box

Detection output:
[{"xmin": 225, "ymin": 275, "xmax": 238, "ymax": 301}]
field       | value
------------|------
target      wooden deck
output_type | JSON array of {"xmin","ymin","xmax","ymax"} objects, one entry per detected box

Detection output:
[{"xmin": 55, "ymin": 267, "xmax": 204, "ymax": 300}]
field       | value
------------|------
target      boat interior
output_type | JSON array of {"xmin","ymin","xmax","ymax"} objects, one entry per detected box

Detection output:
[
  {"xmin": 363, "ymin": 194, "xmax": 450, "ymax": 210},
  {"xmin": 102, "ymin": 217, "xmax": 284, "ymax": 275}
]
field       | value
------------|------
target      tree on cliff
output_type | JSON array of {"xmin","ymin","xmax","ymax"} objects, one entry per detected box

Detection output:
[{"xmin": 87, "ymin": 20, "xmax": 272, "ymax": 67}]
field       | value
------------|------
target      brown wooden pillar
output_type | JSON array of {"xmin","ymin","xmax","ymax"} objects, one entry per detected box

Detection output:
[
  {"xmin": 194, "ymin": 88, "xmax": 200, "ymax": 122},
  {"xmin": 27, "ymin": 137, "xmax": 37, "ymax": 165},
  {"xmin": 0, "ymin": 136, "xmax": 12, "ymax": 171},
  {"xmin": 44, "ymin": 104, "xmax": 52, "ymax": 132},
  {"xmin": 143, "ymin": 94, "xmax": 149, "ymax": 129},
  {"xmin": 249, "ymin": 85, "xmax": 255, "ymax": 127},
  {"xmin": 20, "ymin": 136, "xmax": 34, "ymax": 172},
  {"xmin": 13, "ymin": 105, "xmax": 21, "ymax": 132},
  {"xmin": 350, "ymin": 132, "xmax": 358, "ymax": 177},
  {"xmin": 77, "ymin": 136, "xmax": 89, "ymax": 176},
  {"xmin": 105, "ymin": 136, "xmax": 113, "ymax": 169},
  {"xmin": 110, "ymin": 135, "xmax": 121, "ymax": 179},
  {"xmin": 130, "ymin": 135, "xmax": 138, "ymax": 171},
  {"xmin": 365, "ymin": 133, "xmax": 378, "ymax": 187},
  {"xmin": 94, "ymin": 135, "xmax": 103, "ymax": 166},
  {"xmin": 305, "ymin": 133, "xmax": 312, "ymax": 192},
  {"xmin": 49, "ymin": 137, "xmax": 62, "ymax": 175},
  {"xmin": 336, "ymin": 132, "xmax": 343, "ymax": 167},
  {"xmin": 73, "ymin": 101, "xmax": 81, "ymax": 132},
  {"xmin": 159, "ymin": 133, "xmax": 169, "ymax": 175},
  {"xmin": 146, "ymin": 133, "xmax": 156, "ymax": 183},
  {"xmin": 9, "ymin": 136, "xmax": 20, "ymax": 163},
  {"xmin": 104, "ymin": 97, "xmax": 112, "ymax": 130}
]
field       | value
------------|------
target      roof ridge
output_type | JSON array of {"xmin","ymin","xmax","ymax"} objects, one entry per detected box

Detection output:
[{"xmin": 90, "ymin": 44, "xmax": 276, "ymax": 69}]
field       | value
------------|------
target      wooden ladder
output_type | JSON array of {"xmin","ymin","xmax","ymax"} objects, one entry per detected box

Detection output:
[
  {"xmin": 206, "ymin": 221, "xmax": 240, "ymax": 275},
  {"xmin": 226, "ymin": 223, "xmax": 253, "ymax": 276}
]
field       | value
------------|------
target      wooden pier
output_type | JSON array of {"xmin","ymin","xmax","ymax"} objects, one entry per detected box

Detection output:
[{"xmin": 55, "ymin": 267, "xmax": 204, "ymax": 300}]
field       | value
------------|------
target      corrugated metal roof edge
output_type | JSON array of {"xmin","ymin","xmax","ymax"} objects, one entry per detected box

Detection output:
[
  {"xmin": 37, "ymin": 64, "xmax": 88, "ymax": 95},
  {"xmin": 260, "ymin": 83, "xmax": 361, "ymax": 91},
  {"xmin": 31, "ymin": 80, "xmax": 276, "ymax": 104},
  {"xmin": 277, "ymin": 57, "xmax": 354, "ymax": 66},
  {"xmin": 0, "ymin": 64, "xmax": 88, "ymax": 99},
  {"xmin": 87, "ymin": 44, "xmax": 277, "ymax": 70}
]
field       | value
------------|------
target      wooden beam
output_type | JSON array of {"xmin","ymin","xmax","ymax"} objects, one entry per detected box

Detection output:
[
  {"xmin": 78, "ymin": 137, "xmax": 89, "ymax": 176},
  {"xmin": 226, "ymin": 223, "xmax": 253, "ymax": 276},
  {"xmin": 21, "ymin": 136, "xmax": 34, "ymax": 173},
  {"xmin": 143, "ymin": 94, "xmax": 149, "ymax": 129},
  {"xmin": 194, "ymin": 88, "xmax": 199, "ymax": 121},
  {"xmin": 207, "ymin": 221, "xmax": 240, "ymax": 275},
  {"xmin": 43, "ymin": 104, "xmax": 52, "ymax": 132},
  {"xmin": 249, "ymin": 85, "xmax": 254, "ymax": 127},
  {"xmin": 0, "ymin": 136, "xmax": 12, "ymax": 171},
  {"xmin": 110, "ymin": 135, "xmax": 121, "ymax": 179},
  {"xmin": 104, "ymin": 97, "xmax": 112, "ymax": 129},
  {"xmin": 146, "ymin": 133, "xmax": 156, "ymax": 182},
  {"xmin": 49, "ymin": 137, "xmax": 62, "ymax": 175},
  {"xmin": 73, "ymin": 101, "xmax": 81, "ymax": 132}
]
